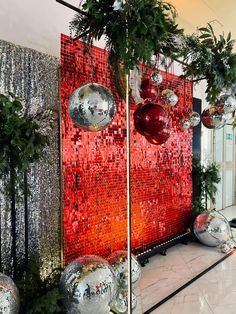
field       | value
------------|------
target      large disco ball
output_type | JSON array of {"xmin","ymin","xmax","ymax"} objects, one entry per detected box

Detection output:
[
  {"xmin": 194, "ymin": 211, "xmax": 231, "ymax": 247},
  {"xmin": 145, "ymin": 124, "xmax": 170, "ymax": 145},
  {"xmin": 161, "ymin": 89, "xmax": 178, "ymax": 106},
  {"xmin": 0, "ymin": 273, "xmax": 20, "ymax": 314},
  {"xmin": 111, "ymin": 289, "xmax": 137, "ymax": 314},
  {"xmin": 60, "ymin": 255, "xmax": 117, "ymax": 314},
  {"xmin": 201, "ymin": 105, "xmax": 225, "ymax": 129},
  {"xmin": 68, "ymin": 83, "xmax": 116, "ymax": 132},
  {"xmin": 134, "ymin": 103, "xmax": 167, "ymax": 137},
  {"xmin": 140, "ymin": 79, "xmax": 158, "ymax": 101},
  {"xmin": 220, "ymin": 94, "xmax": 236, "ymax": 113},
  {"xmin": 107, "ymin": 251, "xmax": 141, "ymax": 289}
]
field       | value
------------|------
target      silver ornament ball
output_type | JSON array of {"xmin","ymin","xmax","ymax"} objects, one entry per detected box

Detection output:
[
  {"xmin": 108, "ymin": 251, "xmax": 141, "ymax": 289},
  {"xmin": 190, "ymin": 111, "xmax": 200, "ymax": 127},
  {"xmin": 68, "ymin": 83, "xmax": 116, "ymax": 132},
  {"xmin": 60, "ymin": 255, "xmax": 117, "ymax": 314},
  {"xmin": 111, "ymin": 289, "xmax": 137, "ymax": 314},
  {"xmin": 182, "ymin": 119, "xmax": 191, "ymax": 129},
  {"xmin": 161, "ymin": 89, "xmax": 178, "ymax": 106},
  {"xmin": 194, "ymin": 211, "xmax": 231, "ymax": 247},
  {"xmin": 151, "ymin": 71, "xmax": 163, "ymax": 85},
  {"xmin": 0, "ymin": 273, "xmax": 20, "ymax": 314},
  {"xmin": 221, "ymin": 94, "xmax": 236, "ymax": 113}
]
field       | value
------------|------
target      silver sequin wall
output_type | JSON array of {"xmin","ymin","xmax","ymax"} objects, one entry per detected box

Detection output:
[{"xmin": 0, "ymin": 39, "xmax": 61, "ymax": 276}]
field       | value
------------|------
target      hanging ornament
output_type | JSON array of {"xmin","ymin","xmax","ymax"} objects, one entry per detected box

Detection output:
[
  {"xmin": 68, "ymin": 83, "xmax": 116, "ymax": 132},
  {"xmin": 201, "ymin": 105, "xmax": 225, "ymax": 129},
  {"xmin": 60, "ymin": 255, "xmax": 117, "ymax": 314},
  {"xmin": 161, "ymin": 89, "xmax": 178, "ymax": 106},
  {"xmin": 189, "ymin": 112, "xmax": 200, "ymax": 127},
  {"xmin": 130, "ymin": 67, "xmax": 143, "ymax": 105},
  {"xmin": 111, "ymin": 289, "xmax": 137, "ymax": 313},
  {"xmin": 181, "ymin": 119, "xmax": 191, "ymax": 129},
  {"xmin": 113, "ymin": 0, "xmax": 125, "ymax": 11},
  {"xmin": 220, "ymin": 94, "xmax": 236, "ymax": 113},
  {"xmin": 134, "ymin": 103, "xmax": 167, "ymax": 137},
  {"xmin": 151, "ymin": 70, "xmax": 163, "ymax": 86},
  {"xmin": 107, "ymin": 251, "xmax": 141, "ymax": 289},
  {"xmin": 140, "ymin": 78, "xmax": 158, "ymax": 101},
  {"xmin": 145, "ymin": 125, "xmax": 170, "ymax": 145},
  {"xmin": 0, "ymin": 273, "xmax": 20, "ymax": 314}
]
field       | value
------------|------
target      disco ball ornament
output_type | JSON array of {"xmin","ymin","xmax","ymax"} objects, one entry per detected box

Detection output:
[
  {"xmin": 220, "ymin": 241, "xmax": 231, "ymax": 254},
  {"xmin": 111, "ymin": 289, "xmax": 137, "ymax": 314},
  {"xmin": 140, "ymin": 79, "xmax": 158, "ymax": 101},
  {"xmin": 68, "ymin": 83, "xmax": 116, "ymax": 132},
  {"xmin": 181, "ymin": 119, "xmax": 191, "ymax": 129},
  {"xmin": 201, "ymin": 105, "xmax": 225, "ymax": 129},
  {"xmin": 145, "ymin": 125, "xmax": 170, "ymax": 145},
  {"xmin": 220, "ymin": 94, "xmax": 236, "ymax": 113},
  {"xmin": 194, "ymin": 211, "xmax": 231, "ymax": 247},
  {"xmin": 189, "ymin": 111, "xmax": 201, "ymax": 127},
  {"xmin": 151, "ymin": 70, "xmax": 163, "ymax": 85},
  {"xmin": 134, "ymin": 103, "xmax": 167, "ymax": 137},
  {"xmin": 60, "ymin": 255, "xmax": 117, "ymax": 314},
  {"xmin": 161, "ymin": 89, "xmax": 178, "ymax": 106},
  {"xmin": 107, "ymin": 251, "xmax": 141, "ymax": 289},
  {"xmin": 0, "ymin": 273, "xmax": 20, "ymax": 314}
]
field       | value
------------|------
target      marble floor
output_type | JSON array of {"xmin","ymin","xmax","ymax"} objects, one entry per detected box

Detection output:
[{"xmin": 136, "ymin": 205, "xmax": 236, "ymax": 314}]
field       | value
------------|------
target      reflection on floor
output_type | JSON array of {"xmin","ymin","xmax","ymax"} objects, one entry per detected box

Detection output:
[{"xmin": 137, "ymin": 205, "xmax": 236, "ymax": 314}]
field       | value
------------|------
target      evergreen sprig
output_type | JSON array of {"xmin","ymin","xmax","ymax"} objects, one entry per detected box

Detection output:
[
  {"xmin": 181, "ymin": 24, "xmax": 236, "ymax": 103},
  {"xmin": 70, "ymin": 0, "xmax": 182, "ymax": 97}
]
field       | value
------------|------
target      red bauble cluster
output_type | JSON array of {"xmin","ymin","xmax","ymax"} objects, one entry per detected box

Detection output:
[{"xmin": 134, "ymin": 102, "xmax": 170, "ymax": 145}]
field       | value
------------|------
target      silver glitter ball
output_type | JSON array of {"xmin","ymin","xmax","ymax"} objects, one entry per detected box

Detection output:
[
  {"xmin": 220, "ymin": 242, "xmax": 231, "ymax": 254},
  {"xmin": 190, "ymin": 111, "xmax": 201, "ymax": 127},
  {"xmin": 151, "ymin": 71, "xmax": 163, "ymax": 85},
  {"xmin": 68, "ymin": 83, "xmax": 116, "ymax": 132},
  {"xmin": 108, "ymin": 251, "xmax": 141, "ymax": 289},
  {"xmin": 161, "ymin": 89, "xmax": 178, "ymax": 106},
  {"xmin": 221, "ymin": 94, "xmax": 236, "ymax": 113},
  {"xmin": 60, "ymin": 255, "xmax": 118, "ymax": 314},
  {"xmin": 182, "ymin": 119, "xmax": 191, "ymax": 129},
  {"xmin": 0, "ymin": 273, "xmax": 20, "ymax": 314},
  {"xmin": 201, "ymin": 106, "xmax": 225, "ymax": 129},
  {"xmin": 194, "ymin": 211, "xmax": 231, "ymax": 247},
  {"xmin": 111, "ymin": 289, "xmax": 137, "ymax": 313}
]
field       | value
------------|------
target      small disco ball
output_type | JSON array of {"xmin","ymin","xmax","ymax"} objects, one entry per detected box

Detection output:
[
  {"xmin": 60, "ymin": 255, "xmax": 117, "ymax": 314},
  {"xmin": 107, "ymin": 251, "xmax": 141, "ymax": 289},
  {"xmin": 194, "ymin": 211, "xmax": 231, "ymax": 247},
  {"xmin": 151, "ymin": 70, "xmax": 163, "ymax": 85},
  {"xmin": 0, "ymin": 273, "xmax": 20, "ymax": 314},
  {"xmin": 181, "ymin": 119, "xmax": 191, "ymax": 129},
  {"xmin": 220, "ymin": 94, "xmax": 236, "ymax": 113},
  {"xmin": 201, "ymin": 105, "xmax": 225, "ymax": 129},
  {"xmin": 111, "ymin": 289, "xmax": 137, "ymax": 314},
  {"xmin": 68, "ymin": 83, "xmax": 116, "ymax": 132},
  {"xmin": 189, "ymin": 111, "xmax": 201, "ymax": 127},
  {"xmin": 219, "ymin": 241, "xmax": 231, "ymax": 254},
  {"xmin": 161, "ymin": 89, "xmax": 178, "ymax": 106}
]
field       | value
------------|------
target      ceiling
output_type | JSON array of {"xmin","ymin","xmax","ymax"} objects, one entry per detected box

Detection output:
[{"xmin": 170, "ymin": 0, "xmax": 236, "ymax": 41}]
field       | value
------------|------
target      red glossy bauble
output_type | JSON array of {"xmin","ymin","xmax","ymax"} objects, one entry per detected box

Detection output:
[
  {"xmin": 145, "ymin": 125, "xmax": 170, "ymax": 145},
  {"xmin": 140, "ymin": 79, "xmax": 158, "ymax": 101},
  {"xmin": 134, "ymin": 102, "xmax": 168, "ymax": 137}
]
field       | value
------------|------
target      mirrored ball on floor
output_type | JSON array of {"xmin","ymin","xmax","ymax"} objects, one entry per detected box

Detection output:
[
  {"xmin": 60, "ymin": 255, "xmax": 117, "ymax": 314},
  {"xmin": 0, "ymin": 273, "xmax": 20, "ymax": 314},
  {"xmin": 68, "ymin": 83, "xmax": 116, "ymax": 132},
  {"xmin": 111, "ymin": 289, "xmax": 137, "ymax": 314},
  {"xmin": 194, "ymin": 211, "xmax": 231, "ymax": 247}
]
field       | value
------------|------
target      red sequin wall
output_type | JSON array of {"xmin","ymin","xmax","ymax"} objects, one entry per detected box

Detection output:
[{"xmin": 61, "ymin": 34, "xmax": 192, "ymax": 264}]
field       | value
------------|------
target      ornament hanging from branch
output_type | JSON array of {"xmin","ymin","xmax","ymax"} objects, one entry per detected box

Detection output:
[{"xmin": 68, "ymin": 83, "xmax": 116, "ymax": 132}]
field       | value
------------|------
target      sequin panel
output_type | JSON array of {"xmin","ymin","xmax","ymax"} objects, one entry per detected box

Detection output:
[{"xmin": 61, "ymin": 35, "xmax": 193, "ymax": 264}]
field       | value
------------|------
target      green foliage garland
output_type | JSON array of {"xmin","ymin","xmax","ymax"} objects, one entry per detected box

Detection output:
[
  {"xmin": 180, "ymin": 24, "xmax": 236, "ymax": 103},
  {"xmin": 70, "ymin": 0, "xmax": 183, "ymax": 97}
]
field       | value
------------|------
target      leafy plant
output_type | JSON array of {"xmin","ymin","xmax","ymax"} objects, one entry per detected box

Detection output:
[
  {"xmin": 0, "ymin": 93, "xmax": 49, "ymax": 194},
  {"xmin": 181, "ymin": 24, "xmax": 236, "ymax": 103},
  {"xmin": 16, "ymin": 256, "xmax": 65, "ymax": 314},
  {"xmin": 192, "ymin": 156, "xmax": 221, "ymax": 213},
  {"xmin": 70, "ymin": 0, "xmax": 183, "ymax": 97}
]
